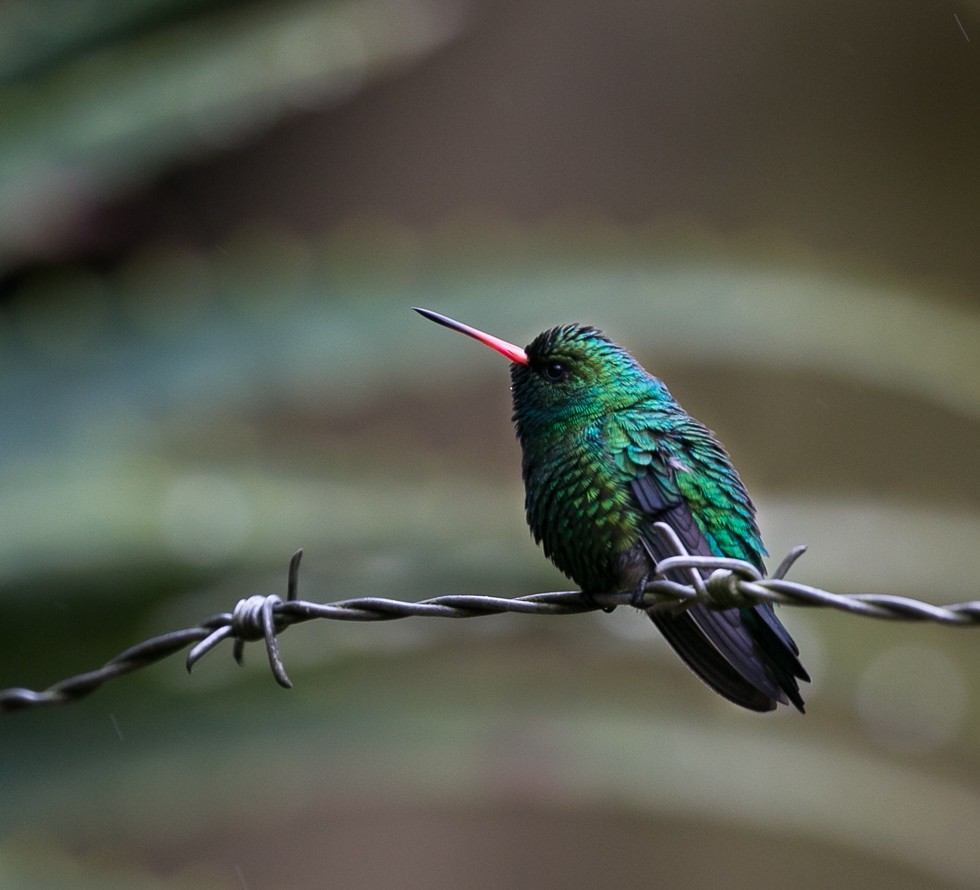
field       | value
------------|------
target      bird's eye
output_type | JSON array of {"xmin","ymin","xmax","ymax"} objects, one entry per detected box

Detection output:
[{"xmin": 543, "ymin": 361, "xmax": 568, "ymax": 381}]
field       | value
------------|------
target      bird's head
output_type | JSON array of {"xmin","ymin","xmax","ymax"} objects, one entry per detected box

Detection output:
[{"xmin": 414, "ymin": 308, "xmax": 661, "ymax": 433}]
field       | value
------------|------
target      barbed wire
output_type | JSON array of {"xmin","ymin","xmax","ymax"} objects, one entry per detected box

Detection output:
[{"xmin": 2, "ymin": 523, "xmax": 978, "ymax": 715}]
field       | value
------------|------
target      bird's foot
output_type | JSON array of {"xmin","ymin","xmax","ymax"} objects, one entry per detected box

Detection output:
[
  {"xmin": 631, "ymin": 572, "xmax": 695, "ymax": 616},
  {"xmin": 629, "ymin": 573, "xmax": 651, "ymax": 610}
]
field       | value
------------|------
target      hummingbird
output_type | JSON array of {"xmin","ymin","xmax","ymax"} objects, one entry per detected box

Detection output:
[{"xmin": 415, "ymin": 307, "xmax": 809, "ymax": 712}]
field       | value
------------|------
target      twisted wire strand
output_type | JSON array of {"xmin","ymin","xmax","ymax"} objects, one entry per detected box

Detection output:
[{"xmin": 3, "ymin": 524, "xmax": 978, "ymax": 714}]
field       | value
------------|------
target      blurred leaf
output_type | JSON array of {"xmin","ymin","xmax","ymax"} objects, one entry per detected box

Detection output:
[{"xmin": 0, "ymin": 0, "xmax": 467, "ymax": 267}]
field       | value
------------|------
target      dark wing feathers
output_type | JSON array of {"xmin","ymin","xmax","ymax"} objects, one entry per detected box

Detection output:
[
  {"xmin": 630, "ymin": 477, "xmax": 808, "ymax": 713},
  {"xmin": 631, "ymin": 472, "xmax": 675, "ymax": 516}
]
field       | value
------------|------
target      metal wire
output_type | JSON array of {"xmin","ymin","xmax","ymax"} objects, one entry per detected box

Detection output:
[{"xmin": 2, "ymin": 523, "xmax": 978, "ymax": 714}]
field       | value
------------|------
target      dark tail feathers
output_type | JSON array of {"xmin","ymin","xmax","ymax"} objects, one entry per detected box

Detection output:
[{"xmin": 650, "ymin": 602, "xmax": 809, "ymax": 712}]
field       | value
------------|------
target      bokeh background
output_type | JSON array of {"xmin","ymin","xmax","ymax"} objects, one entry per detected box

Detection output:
[{"xmin": 2, "ymin": 1, "xmax": 979, "ymax": 887}]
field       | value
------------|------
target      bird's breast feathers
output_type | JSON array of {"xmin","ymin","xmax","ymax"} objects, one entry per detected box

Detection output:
[{"xmin": 522, "ymin": 408, "xmax": 764, "ymax": 589}]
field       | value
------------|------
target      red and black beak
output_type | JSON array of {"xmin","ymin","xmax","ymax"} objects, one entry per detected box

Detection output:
[{"xmin": 414, "ymin": 307, "xmax": 528, "ymax": 364}]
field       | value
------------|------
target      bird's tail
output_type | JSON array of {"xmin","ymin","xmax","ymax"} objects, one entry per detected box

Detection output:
[{"xmin": 649, "ymin": 603, "xmax": 809, "ymax": 712}]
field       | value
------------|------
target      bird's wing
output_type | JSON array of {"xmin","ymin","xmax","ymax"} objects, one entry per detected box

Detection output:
[{"xmin": 613, "ymin": 420, "xmax": 808, "ymax": 712}]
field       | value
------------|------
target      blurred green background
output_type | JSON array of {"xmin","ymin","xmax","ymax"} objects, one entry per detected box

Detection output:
[{"xmin": 1, "ymin": 0, "xmax": 979, "ymax": 887}]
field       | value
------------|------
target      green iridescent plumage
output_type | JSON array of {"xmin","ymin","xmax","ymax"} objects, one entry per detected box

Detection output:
[
  {"xmin": 416, "ymin": 309, "xmax": 809, "ymax": 712},
  {"xmin": 513, "ymin": 325, "xmax": 764, "ymax": 592}
]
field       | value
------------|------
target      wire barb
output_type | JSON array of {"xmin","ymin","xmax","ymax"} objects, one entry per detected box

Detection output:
[{"xmin": 3, "ymin": 535, "xmax": 979, "ymax": 715}]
